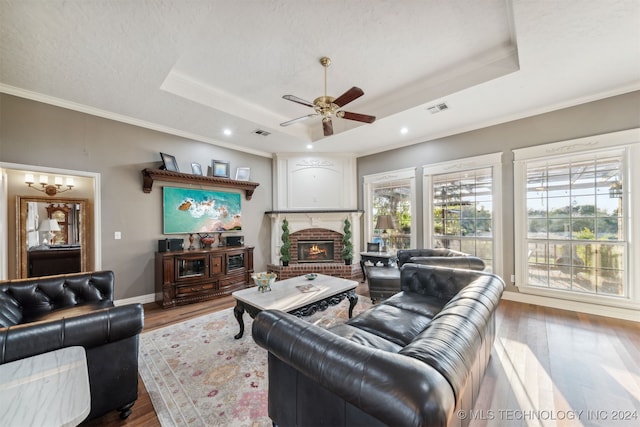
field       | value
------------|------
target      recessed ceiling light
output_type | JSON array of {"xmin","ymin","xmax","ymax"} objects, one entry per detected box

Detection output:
[
  {"xmin": 306, "ymin": 144, "xmax": 313, "ymax": 149},
  {"xmin": 400, "ymin": 127, "xmax": 408, "ymax": 135},
  {"xmin": 223, "ymin": 128, "xmax": 232, "ymax": 136}
]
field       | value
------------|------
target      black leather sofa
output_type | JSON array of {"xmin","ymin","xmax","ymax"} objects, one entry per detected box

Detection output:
[
  {"xmin": 253, "ymin": 263, "xmax": 505, "ymax": 427},
  {"xmin": 0, "ymin": 270, "xmax": 144, "ymax": 421},
  {"xmin": 366, "ymin": 248, "xmax": 486, "ymax": 303}
]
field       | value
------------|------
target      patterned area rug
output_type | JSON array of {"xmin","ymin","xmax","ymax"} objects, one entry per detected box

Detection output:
[{"xmin": 139, "ymin": 296, "xmax": 372, "ymax": 427}]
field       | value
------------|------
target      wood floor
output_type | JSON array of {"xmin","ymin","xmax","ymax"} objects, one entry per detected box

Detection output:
[{"xmin": 82, "ymin": 286, "xmax": 640, "ymax": 427}]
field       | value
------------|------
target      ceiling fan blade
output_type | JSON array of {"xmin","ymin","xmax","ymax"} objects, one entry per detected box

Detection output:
[
  {"xmin": 280, "ymin": 113, "xmax": 318, "ymax": 126},
  {"xmin": 322, "ymin": 118, "xmax": 334, "ymax": 136},
  {"xmin": 339, "ymin": 111, "xmax": 376, "ymax": 123},
  {"xmin": 282, "ymin": 95, "xmax": 315, "ymax": 108},
  {"xmin": 333, "ymin": 86, "xmax": 364, "ymax": 107}
]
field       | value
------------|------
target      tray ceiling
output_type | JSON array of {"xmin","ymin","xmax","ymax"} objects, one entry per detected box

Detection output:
[{"xmin": 1, "ymin": 0, "xmax": 638, "ymax": 157}]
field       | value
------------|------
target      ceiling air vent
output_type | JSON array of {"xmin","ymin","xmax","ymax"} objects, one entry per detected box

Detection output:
[
  {"xmin": 253, "ymin": 129, "xmax": 271, "ymax": 136},
  {"xmin": 426, "ymin": 102, "xmax": 449, "ymax": 114}
]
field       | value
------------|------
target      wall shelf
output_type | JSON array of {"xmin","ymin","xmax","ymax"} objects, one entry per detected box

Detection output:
[{"xmin": 141, "ymin": 168, "xmax": 259, "ymax": 200}]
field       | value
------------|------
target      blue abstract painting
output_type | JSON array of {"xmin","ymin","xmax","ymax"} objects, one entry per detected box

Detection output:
[{"xmin": 163, "ymin": 187, "xmax": 241, "ymax": 234}]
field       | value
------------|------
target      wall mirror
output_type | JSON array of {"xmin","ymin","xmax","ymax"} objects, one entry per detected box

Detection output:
[{"xmin": 17, "ymin": 196, "xmax": 88, "ymax": 278}]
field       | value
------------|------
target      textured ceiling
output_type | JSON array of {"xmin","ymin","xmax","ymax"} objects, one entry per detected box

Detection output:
[{"xmin": 1, "ymin": 0, "xmax": 639, "ymax": 158}]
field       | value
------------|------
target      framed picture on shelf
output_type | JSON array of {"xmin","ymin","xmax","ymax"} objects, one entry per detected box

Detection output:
[
  {"xmin": 160, "ymin": 152, "xmax": 179, "ymax": 172},
  {"xmin": 191, "ymin": 162, "xmax": 202, "ymax": 175},
  {"xmin": 211, "ymin": 160, "xmax": 230, "ymax": 178},
  {"xmin": 235, "ymin": 167, "xmax": 251, "ymax": 181}
]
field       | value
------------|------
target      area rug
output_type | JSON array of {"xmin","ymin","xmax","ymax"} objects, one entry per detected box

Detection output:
[{"xmin": 139, "ymin": 297, "xmax": 372, "ymax": 427}]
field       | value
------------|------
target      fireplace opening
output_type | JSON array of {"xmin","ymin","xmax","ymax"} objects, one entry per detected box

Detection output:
[{"xmin": 298, "ymin": 240, "xmax": 334, "ymax": 263}]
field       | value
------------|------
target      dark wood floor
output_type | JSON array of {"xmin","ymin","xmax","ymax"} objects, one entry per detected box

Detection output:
[{"xmin": 83, "ymin": 286, "xmax": 640, "ymax": 427}]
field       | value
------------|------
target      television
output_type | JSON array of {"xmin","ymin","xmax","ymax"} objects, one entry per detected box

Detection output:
[{"xmin": 163, "ymin": 187, "xmax": 241, "ymax": 234}]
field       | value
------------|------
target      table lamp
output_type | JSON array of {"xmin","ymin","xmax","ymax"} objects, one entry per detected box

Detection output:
[
  {"xmin": 39, "ymin": 219, "xmax": 61, "ymax": 246},
  {"xmin": 374, "ymin": 215, "xmax": 395, "ymax": 252}
]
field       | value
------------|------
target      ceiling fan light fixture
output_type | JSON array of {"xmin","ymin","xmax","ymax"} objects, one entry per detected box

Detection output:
[{"xmin": 280, "ymin": 56, "xmax": 376, "ymax": 137}]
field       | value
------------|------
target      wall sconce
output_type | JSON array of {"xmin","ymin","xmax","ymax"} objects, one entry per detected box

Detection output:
[{"xmin": 25, "ymin": 174, "xmax": 74, "ymax": 196}]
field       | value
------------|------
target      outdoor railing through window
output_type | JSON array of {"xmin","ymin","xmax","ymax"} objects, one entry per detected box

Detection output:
[
  {"xmin": 431, "ymin": 167, "xmax": 494, "ymax": 271},
  {"xmin": 525, "ymin": 155, "xmax": 626, "ymax": 297}
]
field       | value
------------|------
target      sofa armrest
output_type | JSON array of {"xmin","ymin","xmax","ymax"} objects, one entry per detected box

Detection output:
[
  {"xmin": 0, "ymin": 303, "xmax": 144, "ymax": 364},
  {"xmin": 252, "ymin": 309, "xmax": 455, "ymax": 426}
]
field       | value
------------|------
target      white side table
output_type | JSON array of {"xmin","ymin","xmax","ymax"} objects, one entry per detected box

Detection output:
[{"xmin": 0, "ymin": 346, "xmax": 91, "ymax": 427}]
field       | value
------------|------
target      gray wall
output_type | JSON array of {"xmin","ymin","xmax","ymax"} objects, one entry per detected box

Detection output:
[
  {"xmin": 357, "ymin": 90, "xmax": 640, "ymax": 291},
  {"xmin": 3, "ymin": 91, "xmax": 639, "ymax": 299},
  {"xmin": 0, "ymin": 93, "xmax": 273, "ymax": 300}
]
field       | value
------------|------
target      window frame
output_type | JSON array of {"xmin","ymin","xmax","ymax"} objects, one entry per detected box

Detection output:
[
  {"xmin": 423, "ymin": 152, "xmax": 503, "ymax": 278},
  {"xmin": 363, "ymin": 167, "xmax": 417, "ymax": 252},
  {"xmin": 513, "ymin": 128, "xmax": 640, "ymax": 310}
]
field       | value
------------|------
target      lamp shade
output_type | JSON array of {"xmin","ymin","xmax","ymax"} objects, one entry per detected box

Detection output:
[
  {"xmin": 39, "ymin": 219, "xmax": 61, "ymax": 232},
  {"xmin": 375, "ymin": 215, "xmax": 395, "ymax": 230}
]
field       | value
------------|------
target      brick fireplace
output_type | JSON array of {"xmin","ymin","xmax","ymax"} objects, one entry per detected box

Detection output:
[
  {"xmin": 292, "ymin": 228, "xmax": 342, "ymax": 263},
  {"xmin": 266, "ymin": 210, "xmax": 363, "ymax": 281}
]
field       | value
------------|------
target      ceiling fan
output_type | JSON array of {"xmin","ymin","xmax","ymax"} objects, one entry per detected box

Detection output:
[{"xmin": 280, "ymin": 57, "xmax": 376, "ymax": 137}]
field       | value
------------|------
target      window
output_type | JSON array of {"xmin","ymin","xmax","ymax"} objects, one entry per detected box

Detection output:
[
  {"xmin": 363, "ymin": 168, "xmax": 416, "ymax": 253},
  {"xmin": 525, "ymin": 155, "xmax": 625, "ymax": 296},
  {"xmin": 423, "ymin": 153, "xmax": 502, "ymax": 275},
  {"xmin": 514, "ymin": 129, "xmax": 640, "ymax": 309}
]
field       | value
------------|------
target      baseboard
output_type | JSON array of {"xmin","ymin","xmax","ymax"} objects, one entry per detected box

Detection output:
[
  {"xmin": 114, "ymin": 293, "xmax": 156, "ymax": 306},
  {"xmin": 502, "ymin": 290, "xmax": 640, "ymax": 323}
]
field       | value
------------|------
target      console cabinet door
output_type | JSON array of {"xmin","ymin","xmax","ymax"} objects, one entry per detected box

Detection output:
[
  {"xmin": 210, "ymin": 254, "xmax": 224, "ymax": 275},
  {"xmin": 174, "ymin": 255, "xmax": 209, "ymax": 283}
]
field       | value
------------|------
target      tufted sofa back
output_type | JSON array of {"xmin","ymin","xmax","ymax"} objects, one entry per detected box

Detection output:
[{"xmin": 0, "ymin": 270, "xmax": 114, "ymax": 326}]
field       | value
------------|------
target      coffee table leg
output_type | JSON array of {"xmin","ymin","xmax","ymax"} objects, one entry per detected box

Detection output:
[
  {"xmin": 234, "ymin": 301, "xmax": 245, "ymax": 339},
  {"xmin": 347, "ymin": 290, "xmax": 358, "ymax": 318}
]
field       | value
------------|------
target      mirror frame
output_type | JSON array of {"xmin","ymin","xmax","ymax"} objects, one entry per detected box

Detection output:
[{"xmin": 16, "ymin": 196, "xmax": 89, "ymax": 278}]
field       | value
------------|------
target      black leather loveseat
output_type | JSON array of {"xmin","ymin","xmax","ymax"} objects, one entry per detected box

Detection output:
[
  {"xmin": 253, "ymin": 263, "xmax": 505, "ymax": 427},
  {"xmin": 366, "ymin": 248, "xmax": 486, "ymax": 303},
  {"xmin": 0, "ymin": 270, "xmax": 144, "ymax": 421}
]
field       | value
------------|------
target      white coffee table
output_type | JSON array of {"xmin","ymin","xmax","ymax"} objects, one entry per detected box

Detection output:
[
  {"xmin": 0, "ymin": 346, "xmax": 90, "ymax": 426},
  {"xmin": 232, "ymin": 273, "xmax": 358, "ymax": 339}
]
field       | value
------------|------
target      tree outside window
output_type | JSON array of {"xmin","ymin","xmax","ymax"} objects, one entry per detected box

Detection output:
[
  {"xmin": 431, "ymin": 168, "xmax": 494, "ymax": 269},
  {"xmin": 372, "ymin": 181, "xmax": 412, "ymax": 251},
  {"xmin": 525, "ymin": 156, "xmax": 625, "ymax": 296}
]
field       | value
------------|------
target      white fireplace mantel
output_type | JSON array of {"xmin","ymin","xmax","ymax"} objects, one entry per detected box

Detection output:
[{"xmin": 269, "ymin": 154, "xmax": 360, "ymax": 266}]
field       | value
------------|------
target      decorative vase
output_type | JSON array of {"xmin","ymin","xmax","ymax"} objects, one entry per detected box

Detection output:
[
  {"xmin": 282, "ymin": 261, "xmax": 289, "ymax": 267},
  {"xmin": 200, "ymin": 235, "xmax": 216, "ymax": 248}
]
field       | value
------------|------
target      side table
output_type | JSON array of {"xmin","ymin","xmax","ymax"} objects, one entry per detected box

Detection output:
[
  {"xmin": 359, "ymin": 251, "xmax": 397, "ymax": 282},
  {"xmin": 0, "ymin": 346, "xmax": 91, "ymax": 426}
]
